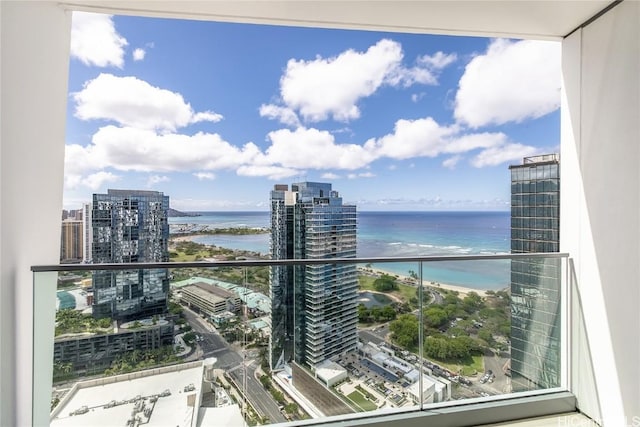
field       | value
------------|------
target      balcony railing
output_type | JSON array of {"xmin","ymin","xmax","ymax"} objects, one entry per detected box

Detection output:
[{"xmin": 33, "ymin": 253, "xmax": 575, "ymax": 427}]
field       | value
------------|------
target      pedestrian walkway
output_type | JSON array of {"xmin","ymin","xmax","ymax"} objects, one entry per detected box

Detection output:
[
  {"xmin": 271, "ymin": 370, "xmax": 325, "ymax": 419},
  {"xmin": 173, "ymin": 333, "xmax": 192, "ymax": 357}
]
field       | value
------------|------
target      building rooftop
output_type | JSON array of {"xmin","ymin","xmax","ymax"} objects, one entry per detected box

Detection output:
[
  {"xmin": 197, "ymin": 406, "xmax": 244, "ymax": 427},
  {"xmin": 50, "ymin": 362, "xmax": 203, "ymax": 427},
  {"xmin": 183, "ymin": 282, "xmax": 237, "ymax": 301},
  {"xmin": 406, "ymin": 375, "xmax": 437, "ymax": 402},
  {"xmin": 315, "ymin": 360, "xmax": 348, "ymax": 384}
]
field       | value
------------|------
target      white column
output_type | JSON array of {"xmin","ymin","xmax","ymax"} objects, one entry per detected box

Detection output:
[
  {"xmin": 561, "ymin": 1, "xmax": 640, "ymax": 425},
  {"xmin": 0, "ymin": 2, "xmax": 71, "ymax": 425}
]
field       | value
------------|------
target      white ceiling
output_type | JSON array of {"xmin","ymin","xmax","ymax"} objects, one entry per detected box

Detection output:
[{"xmin": 62, "ymin": 1, "xmax": 613, "ymax": 40}]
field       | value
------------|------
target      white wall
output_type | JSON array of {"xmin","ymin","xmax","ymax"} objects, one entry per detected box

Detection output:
[
  {"xmin": 561, "ymin": 1, "xmax": 640, "ymax": 425},
  {"xmin": 0, "ymin": 2, "xmax": 70, "ymax": 425},
  {"xmin": 1, "ymin": 1, "xmax": 638, "ymax": 426}
]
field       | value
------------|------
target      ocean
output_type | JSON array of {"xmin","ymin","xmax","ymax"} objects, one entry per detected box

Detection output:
[{"xmin": 169, "ymin": 211, "xmax": 511, "ymax": 290}]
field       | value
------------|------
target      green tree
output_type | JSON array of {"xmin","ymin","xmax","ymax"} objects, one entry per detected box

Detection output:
[
  {"xmin": 183, "ymin": 332, "xmax": 196, "ymax": 344},
  {"xmin": 414, "ymin": 288, "xmax": 432, "ymax": 305},
  {"xmin": 373, "ymin": 274, "xmax": 399, "ymax": 292},
  {"xmin": 167, "ymin": 301, "xmax": 184, "ymax": 316},
  {"xmin": 389, "ymin": 314, "xmax": 419, "ymax": 350},
  {"xmin": 358, "ymin": 304, "xmax": 371, "ymax": 323},
  {"xmin": 478, "ymin": 328, "xmax": 493, "ymax": 343},
  {"xmin": 381, "ymin": 305, "xmax": 397, "ymax": 321},
  {"xmin": 462, "ymin": 292, "xmax": 484, "ymax": 313},
  {"xmin": 260, "ymin": 374, "xmax": 271, "ymax": 388},
  {"xmin": 97, "ymin": 317, "xmax": 112, "ymax": 328},
  {"xmin": 424, "ymin": 307, "xmax": 449, "ymax": 328},
  {"xmin": 284, "ymin": 403, "xmax": 299, "ymax": 414}
]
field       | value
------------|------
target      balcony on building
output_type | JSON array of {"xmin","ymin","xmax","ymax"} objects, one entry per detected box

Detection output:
[{"xmin": 1, "ymin": 1, "xmax": 638, "ymax": 427}]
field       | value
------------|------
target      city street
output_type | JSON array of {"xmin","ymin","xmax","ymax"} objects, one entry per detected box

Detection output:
[
  {"xmin": 359, "ymin": 328, "xmax": 387, "ymax": 346},
  {"xmin": 181, "ymin": 307, "xmax": 286, "ymax": 423},
  {"xmin": 229, "ymin": 362, "xmax": 287, "ymax": 424},
  {"xmin": 482, "ymin": 351, "xmax": 511, "ymax": 394}
]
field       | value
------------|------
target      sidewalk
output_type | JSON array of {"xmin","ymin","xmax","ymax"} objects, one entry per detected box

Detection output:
[
  {"xmin": 173, "ymin": 332, "xmax": 192, "ymax": 357},
  {"xmin": 271, "ymin": 370, "xmax": 325, "ymax": 419}
]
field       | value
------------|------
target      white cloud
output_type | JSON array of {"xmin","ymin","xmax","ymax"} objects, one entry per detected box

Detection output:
[
  {"xmin": 411, "ymin": 92, "xmax": 426, "ymax": 103},
  {"xmin": 236, "ymin": 165, "xmax": 300, "ymax": 180},
  {"xmin": 68, "ymin": 126, "xmax": 260, "ymax": 174},
  {"xmin": 455, "ymin": 39, "xmax": 561, "ymax": 128},
  {"xmin": 418, "ymin": 51, "xmax": 457, "ymax": 69},
  {"xmin": 366, "ymin": 116, "xmax": 535, "ymax": 168},
  {"xmin": 367, "ymin": 117, "xmax": 459, "ymax": 160},
  {"xmin": 147, "ymin": 175, "xmax": 170, "ymax": 187},
  {"xmin": 71, "ymin": 12, "xmax": 127, "ymax": 68},
  {"xmin": 276, "ymin": 39, "xmax": 451, "ymax": 124},
  {"xmin": 132, "ymin": 48, "xmax": 146, "ymax": 61},
  {"xmin": 321, "ymin": 172, "xmax": 340, "ymax": 179},
  {"xmin": 471, "ymin": 143, "xmax": 537, "ymax": 167},
  {"xmin": 445, "ymin": 132, "xmax": 508, "ymax": 153},
  {"xmin": 259, "ymin": 104, "xmax": 301, "ymax": 127},
  {"xmin": 387, "ymin": 51, "xmax": 457, "ymax": 87},
  {"xmin": 192, "ymin": 111, "xmax": 224, "ymax": 123},
  {"xmin": 193, "ymin": 172, "xmax": 216, "ymax": 180},
  {"xmin": 442, "ymin": 155, "xmax": 462, "ymax": 169},
  {"xmin": 66, "ymin": 112, "xmax": 534, "ymax": 189},
  {"xmin": 73, "ymin": 74, "xmax": 223, "ymax": 132},
  {"xmin": 347, "ymin": 172, "xmax": 375, "ymax": 179},
  {"xmin": 280, "ymin": 39, "xmax": 401, "ymax": 122},
  {"xmin": 84, "ymin": 171, "xmax": 120, "ymax": 190},
  {"xmin": 65, "ymin": 143, "xmax": 102, "ymax": 176},
  {"xmin": 264, "ymin": 127, "xmax": 376, "ymax": 170}
]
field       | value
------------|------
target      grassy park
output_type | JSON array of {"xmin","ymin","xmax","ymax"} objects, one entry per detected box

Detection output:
[{"xmin": 347, "ymin": 390, "xmax": 378, "ymax": 411}]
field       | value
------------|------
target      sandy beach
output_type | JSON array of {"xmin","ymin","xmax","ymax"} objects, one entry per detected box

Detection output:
[
  {"xmin": 359, "ymin": 266, "xmax": 488, "ymax": 297},
  {"xmin": 170, "ymin": 234, "xmax": 206, "ymax": 243},
  {"xmin": 171, "ymin": 234, "xmax": 489, "ymax": 296}
]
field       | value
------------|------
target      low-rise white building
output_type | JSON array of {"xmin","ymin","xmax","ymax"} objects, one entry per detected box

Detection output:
[
  {"xmin": 406, "ymin": 374, "xmax": 450, "ymax": 404},
  {"xmin": 50, "ymin": 361, "xmax": 245, "ymax": 427},
  {"xmin": 315, "ymin": 360, "xmax": 348, "ymax": 387},
  {"xmin": 179, "ymin": 282, "xmax": 240, "ymax": 316}
]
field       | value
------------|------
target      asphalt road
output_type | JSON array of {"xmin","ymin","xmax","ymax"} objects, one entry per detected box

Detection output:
[
  {"xmin": 482, "ymin": 352, "xmax": 511, "ymax": 394},
  {"xmin": 359, "ymin": 328, "xmax": 387, "ymax": 346},
  {"xmin": 181, "ymin": 307, "xmax": 286, "ymax": 423},
  {"xmin": 229, "ymin": 363, "xmax": 287, "ymax": 424}
]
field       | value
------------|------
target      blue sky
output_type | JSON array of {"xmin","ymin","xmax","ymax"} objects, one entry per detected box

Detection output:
[{"xmin": 63, "ymin": 13, "xmax": 560, "ymax": 212}]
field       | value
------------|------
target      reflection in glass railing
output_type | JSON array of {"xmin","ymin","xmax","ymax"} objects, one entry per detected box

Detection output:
[{"xmin": 35, "ymin": 254, "xmax": 567, "ymax": 427}]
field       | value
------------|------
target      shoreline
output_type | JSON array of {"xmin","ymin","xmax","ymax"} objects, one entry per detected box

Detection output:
[
  {"xmin": 170, "ymin": 234, "xmax": 206, "ymax": 243},
  {"xmin": 359, "ymin": 266, "xmax": 489, "ymax": 297},
  {"xmin": 170, "ymin": 234, "xmax": 500, "ymax": 296}
]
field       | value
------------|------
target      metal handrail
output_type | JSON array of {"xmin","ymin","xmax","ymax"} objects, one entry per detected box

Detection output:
[{"xmin": 31, "ymin": 252, "xmax": 569, "ymax": 272}]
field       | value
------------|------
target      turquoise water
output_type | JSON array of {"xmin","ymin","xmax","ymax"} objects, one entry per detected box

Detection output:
[
  {"xmin": 57, "ymin": 291, "xmax": 76, "ymax": 310},
  {"xmin": 169, "ymin": 211, "xmax": 511, "ymax": 289}
]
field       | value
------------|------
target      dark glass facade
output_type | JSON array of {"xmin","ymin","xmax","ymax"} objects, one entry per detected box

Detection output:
[
  {"xmin": 509, "ymin": 155, "xmax": 561, "ymax": 392},
  {"xmin": 91, "ymin": 189, "xmax": 170, "ymax": 320},
  {"xmin": 270, "ymin": 182, "xmax": 358, "ymax": 370}
]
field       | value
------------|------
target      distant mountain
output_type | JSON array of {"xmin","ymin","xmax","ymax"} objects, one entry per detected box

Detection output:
[{"xmin": 168, "ymin": 207, "xmax": 201, "ymax": 217}]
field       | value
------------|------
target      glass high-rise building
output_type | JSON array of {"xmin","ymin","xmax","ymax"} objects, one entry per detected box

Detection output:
[
  {"xmin": 509, "ymin": 154, "xmax": 561, "ymax": 392},
  {"xmin": 91, "ymin": 189, "xmax": 170, "ymax": 320},
  {"xmin": 270, "ymin": 182, "xmax": 358, "ymax": 370}
]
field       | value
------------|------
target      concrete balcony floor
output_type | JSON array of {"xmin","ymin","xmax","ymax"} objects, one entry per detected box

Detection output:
[{"xmin": 485, "ymin": 413, "xmax": 594, "ymax": 426}]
